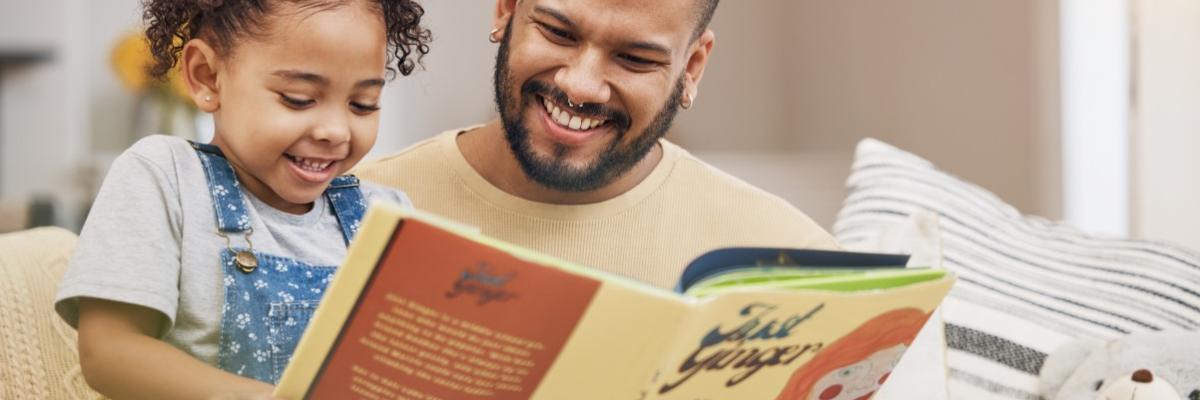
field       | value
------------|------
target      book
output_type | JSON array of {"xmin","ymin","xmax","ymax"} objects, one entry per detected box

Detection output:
[{"xmin": 274, "ymin": 202, "xmax": 956, "ymax": 400}]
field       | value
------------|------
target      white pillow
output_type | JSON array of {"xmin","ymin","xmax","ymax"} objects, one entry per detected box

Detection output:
[{"xmin": 833, "ymin": 138, "xmax": 1200, "ymax": 400}]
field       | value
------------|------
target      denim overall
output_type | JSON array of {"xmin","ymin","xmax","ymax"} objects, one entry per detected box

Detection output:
[{"xmin": 191, "ymin": 142, "xmax": 365, "ymax": 384}]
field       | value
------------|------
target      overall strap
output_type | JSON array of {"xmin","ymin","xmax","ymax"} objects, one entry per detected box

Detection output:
[
  {"xmin": 190, "ymin": 142, "xmax": 253, "ymax": 233},
  {"xmin": 325, "ymin": 175, "xmax": 366, "ymax": 245}
]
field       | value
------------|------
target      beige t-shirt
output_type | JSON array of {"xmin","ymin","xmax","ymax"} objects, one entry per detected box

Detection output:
[{"xmin": 354, "ymin": 127, "xmax": 839, "ymax": 289}]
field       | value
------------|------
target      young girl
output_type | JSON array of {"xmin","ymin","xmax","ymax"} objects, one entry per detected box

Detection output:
[{"xmin": 54, "ymin": 1, "xmax": 430, "ymax": 398}]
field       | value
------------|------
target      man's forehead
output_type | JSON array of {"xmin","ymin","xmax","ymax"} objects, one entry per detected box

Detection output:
[{"xmin": 522, "ymin": 0, "xmax": 697, "ymax": 44}]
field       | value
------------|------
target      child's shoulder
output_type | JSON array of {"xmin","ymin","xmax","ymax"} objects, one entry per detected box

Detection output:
[
  {"xmin": 357, "ymin": 179, "xmax": 413, "ymax": 209},
  {"xmin": 104, "ymin": 135, "xmax": 204, "ymax": 196},
  {"xmin": 120, "ymin": 134, "xmax": 198, "ymax": 167}
]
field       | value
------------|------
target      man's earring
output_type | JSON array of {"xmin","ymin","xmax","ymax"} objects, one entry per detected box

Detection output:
[
  {"xmin": 489, "ymin": 28, "xmax": 501, "ymax": 43},
  {"xmin": 204, "ymin": 95, "xmax": 212, "ymax": 102},
  {"xmin": 681, "ymin": 92, "xmax": 694, "ymax": 110}
]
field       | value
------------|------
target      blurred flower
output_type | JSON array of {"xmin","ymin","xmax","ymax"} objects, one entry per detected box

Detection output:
[{"xmin": 111, "ymin": 31, "xmax": 191, "ymax": 102}]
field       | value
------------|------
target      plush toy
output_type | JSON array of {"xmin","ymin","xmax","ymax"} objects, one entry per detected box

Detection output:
[
  {"xmin": 1039, "ymin": 331, "xmax": 1200, "ymax": 400},
  {"xmin": 1098, "ymin": 369, "xmax": 1182, "ymax": 400}
]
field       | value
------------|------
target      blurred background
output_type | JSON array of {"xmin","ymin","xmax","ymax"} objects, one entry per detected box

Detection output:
[{"xmin": 0, "ymin": 0, "xmax": 1196, "ymax": 251}]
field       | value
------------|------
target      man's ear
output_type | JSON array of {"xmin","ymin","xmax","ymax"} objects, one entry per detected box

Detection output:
[
  {"xmin": 682, "ymin": 30, "xmax": 716, "ymax": 104},
  {"xmin": 180, "ymin": 39, "xmax": 221, "ymax": 113},
  {"xmin": 493, "ymin": 0, "xmax": 521, "ymax": 38}
]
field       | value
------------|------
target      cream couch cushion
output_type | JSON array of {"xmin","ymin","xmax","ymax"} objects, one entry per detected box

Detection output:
[{"xmin": 0, "ymin": 227, "xmax": 101, "ymax": 399}]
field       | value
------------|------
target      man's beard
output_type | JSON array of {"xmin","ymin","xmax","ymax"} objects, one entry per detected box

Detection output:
[{"xmin": 492, "ymin": 23, "xmax": 685, "ymax": 193}]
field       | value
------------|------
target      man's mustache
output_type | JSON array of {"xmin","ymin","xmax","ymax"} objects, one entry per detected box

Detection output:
[{"xmin": 522, "ymin": 80, "xmax": 632, "ymax": 131}]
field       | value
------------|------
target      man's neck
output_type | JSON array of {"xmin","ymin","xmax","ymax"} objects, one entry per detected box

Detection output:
[{"xmin": 457, "ymin": 120, "xmax": 664, "ymax": 205}]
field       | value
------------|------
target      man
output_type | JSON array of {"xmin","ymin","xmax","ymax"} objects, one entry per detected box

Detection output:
[{"xmin": 355, "ymin": 0, "xmax": 837, "ymax": 289}]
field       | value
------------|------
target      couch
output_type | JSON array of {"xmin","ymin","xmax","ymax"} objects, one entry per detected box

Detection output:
[{"xmin": 0, "ymin": 227, "xmax": 101, "ymax": 399}]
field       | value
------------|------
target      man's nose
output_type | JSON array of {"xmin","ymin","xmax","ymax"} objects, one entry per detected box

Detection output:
[{"xmin": 553, "ymin": 49, "xmax": 612, "ymax": 106}]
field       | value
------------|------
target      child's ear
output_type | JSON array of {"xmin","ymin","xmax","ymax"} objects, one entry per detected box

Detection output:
[{"xmin": 180, "ymin": 39, "xmax": 221, "ymax": 113}]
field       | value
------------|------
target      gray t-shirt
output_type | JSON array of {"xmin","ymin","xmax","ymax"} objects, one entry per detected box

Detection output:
[{"xmin": 55, "ymin": 135, "xmax": 410, "ymax": 365}]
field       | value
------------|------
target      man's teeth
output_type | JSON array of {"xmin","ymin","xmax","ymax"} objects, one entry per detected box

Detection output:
[
  {"xmin": 543, "ymin": 97, "xmax": 607, "ymax": 131},
  {"xmin": 290, "ymin": 155, "xmax": 333, "ymax": 172}
]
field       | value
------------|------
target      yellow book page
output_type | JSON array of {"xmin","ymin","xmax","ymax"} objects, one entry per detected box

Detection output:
[
  {"xmin": 527, "ymin": 283, "xmax": 689, "ymax": 399},
  {"xmin": 644, "ymin": 276, "xmax": 955, "ymax": 399}
]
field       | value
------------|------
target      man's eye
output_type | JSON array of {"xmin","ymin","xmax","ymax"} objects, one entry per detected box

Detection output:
[
  {"xmin": 280, "ymin": 94, "xmax": 315, "ymax": 108},
  {"xmin": 619, "ymin": 54, "xmax": 659, "ymax": 68},
  {"xmin": 540, "ymin": 24, "xmax": 576, "ymax": 43}
]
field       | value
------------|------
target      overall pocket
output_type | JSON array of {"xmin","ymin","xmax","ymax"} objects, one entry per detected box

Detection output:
[{"xmin": 267, "ymin": 300, "xmax": 320, "ymax": 383}]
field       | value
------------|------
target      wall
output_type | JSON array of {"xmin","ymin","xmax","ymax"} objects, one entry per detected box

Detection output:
[
  {"xmin": 673, "ymin": 0, "xmax": 1062, "ymax": 221},
  {"xmin": 0, "ymin": 0, "xmax": 91, "ymax": 227},
  {"xmin": 1133, "ymin": 0, "xmax": 1200, "ymax": 251},
  {"xmin": 87, "ymin": 1, "xmax": 144, "ymax": 153},
  {"xmin": 1060, "ymin": 0, "xmax": 1131, "ymax": 236},
  {"xmin": 372, "ymin": 1, "xmax": 496, "ymax": 157}
]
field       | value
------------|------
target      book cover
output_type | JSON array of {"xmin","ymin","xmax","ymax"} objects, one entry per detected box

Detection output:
[{"xmin": 275, "ymin": 202, "xmax": 956, "ymax": 400}]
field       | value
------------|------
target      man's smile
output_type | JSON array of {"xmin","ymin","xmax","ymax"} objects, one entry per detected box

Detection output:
[
  {"xmin": 536, "ymin": 95, "xmax": 616, "ymax": 148},
  {"xmin": 540, "ymin": 95, "xmax": 610, "ymax": 131}
]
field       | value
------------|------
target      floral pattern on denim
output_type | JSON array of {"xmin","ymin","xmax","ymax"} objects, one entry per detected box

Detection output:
[
  {"xmin": 191, "ymin": 142, "xmax": 365, "ymax": 384},
  {"xmin": 217, "ymin": 250, "xmax": 337, "ymax": 383}
]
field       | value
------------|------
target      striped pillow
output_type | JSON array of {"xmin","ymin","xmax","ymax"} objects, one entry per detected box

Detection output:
[{"xmin": 833, "ymin": 139, "xmax": 1200, "ymax": 400}]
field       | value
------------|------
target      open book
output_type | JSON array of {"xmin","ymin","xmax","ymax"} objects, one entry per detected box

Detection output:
[{"xmin": 274, "ymin": 202, "xmax": 955, "ymax": 400}]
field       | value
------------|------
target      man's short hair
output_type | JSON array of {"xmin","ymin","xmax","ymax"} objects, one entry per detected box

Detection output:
[{"xmin": 692, "ymin": 0, "xmax": 720, "ymax": 40}]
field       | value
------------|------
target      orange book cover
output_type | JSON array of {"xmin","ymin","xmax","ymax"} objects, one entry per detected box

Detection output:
[{"xmin": 304, "ymin": 217, "xmax": 600, "ymax": 399}]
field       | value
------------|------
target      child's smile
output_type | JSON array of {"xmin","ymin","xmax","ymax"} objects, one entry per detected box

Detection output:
[{"xmin": 285, "ymin": 153, "xmax": 341, "ymax": 184}]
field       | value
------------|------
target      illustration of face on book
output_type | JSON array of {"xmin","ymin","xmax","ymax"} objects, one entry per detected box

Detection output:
[{"xmin": 774, "ymin": 308, "xmax": 931, "ymax": 400}]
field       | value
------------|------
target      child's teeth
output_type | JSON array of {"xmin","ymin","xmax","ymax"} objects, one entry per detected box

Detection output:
[{"xmin": 292, "ymin": 156, "xmax": 331, "ymax": 171}]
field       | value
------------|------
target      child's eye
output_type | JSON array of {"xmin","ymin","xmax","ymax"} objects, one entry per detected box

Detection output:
[
  {"xmin": 279, "ymin": 93, "xmax": 315, "ymax": 109},
  {"xmin": 351, "ymin": 102, "xmax": 380, "ymax": 113}
]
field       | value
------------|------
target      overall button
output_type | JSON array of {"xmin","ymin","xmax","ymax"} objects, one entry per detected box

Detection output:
[{"xmin": 234, "ymin": 251, "xmax": 258, "ymax": 273}]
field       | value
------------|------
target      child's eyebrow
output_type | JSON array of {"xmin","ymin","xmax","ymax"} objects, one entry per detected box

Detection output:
[
  {"xmin": 272, "ymin": 70, "xmax": 384, "ymax": 89},
  {"xmin": 272, "ymin": 70, "xmax": 328, "ymax": 86},
  {"xmin": 356, "ymin": 78, "xmax": 386, "ymax": 89}
]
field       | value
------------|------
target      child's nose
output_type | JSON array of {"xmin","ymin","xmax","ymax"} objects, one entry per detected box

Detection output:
[{"xmin": 311, "ymin": 110, "xmax": 351, "ymax": 144}]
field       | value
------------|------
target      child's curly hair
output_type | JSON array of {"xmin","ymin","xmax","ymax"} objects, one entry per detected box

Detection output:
[{"xmin": 143, "ymin": 0, "xmax": 431, "ymax": 79}]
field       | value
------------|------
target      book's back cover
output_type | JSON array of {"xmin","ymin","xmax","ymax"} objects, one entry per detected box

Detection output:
[{"xmin": 302, "ymin": 217, "xmax": 602, "ymax": 399}]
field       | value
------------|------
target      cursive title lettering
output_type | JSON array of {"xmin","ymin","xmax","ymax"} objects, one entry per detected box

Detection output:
[
  {"xmin": 445, "ymin": 263, "xmax": 518, "ymax": 306},
  {"xmin": 658, "ymin": 303, "xmax": 825, "ymax": 394}
]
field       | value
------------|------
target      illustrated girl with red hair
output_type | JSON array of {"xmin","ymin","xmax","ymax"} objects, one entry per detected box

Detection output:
[{"xmin": 775, "ymin": 308, "xmax": 931, "ymax": 400}]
